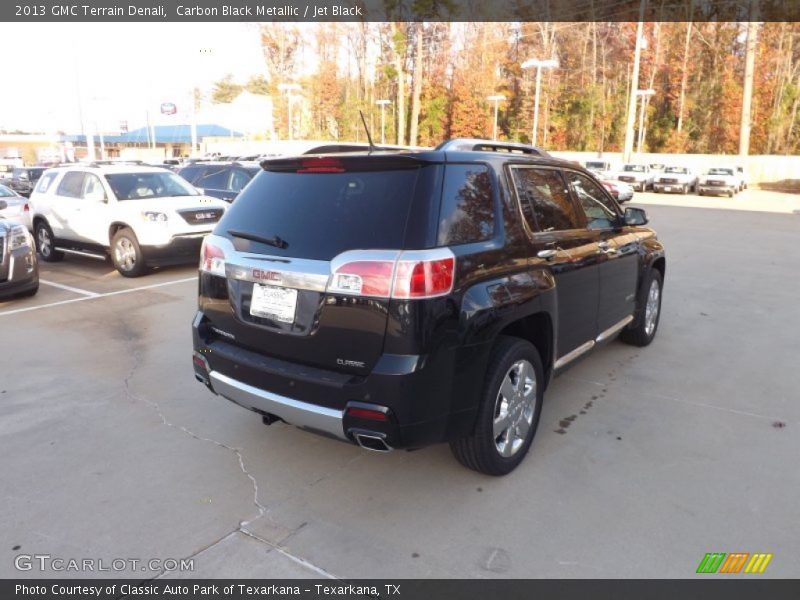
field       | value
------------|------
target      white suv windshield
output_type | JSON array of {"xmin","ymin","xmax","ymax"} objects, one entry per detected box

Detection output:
[
  {"xmin": 665, "ymin": 167, "xmax": 688, "ymax": 174},
  {"xmin": 708, "ymin": 168, "xmax": 733, "ymax": 176},
  {"xmin": 623, "ymin": 165, "xmax": 646, "ymax": 172},
  {"xmin": 105, "ymin": 172, "xmax": 199, "ymax": 200}
]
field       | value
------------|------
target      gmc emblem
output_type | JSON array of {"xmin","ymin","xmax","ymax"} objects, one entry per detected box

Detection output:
[{"xmin": 253, "ymin": 269, "xmax": 281, "ymax": 282}]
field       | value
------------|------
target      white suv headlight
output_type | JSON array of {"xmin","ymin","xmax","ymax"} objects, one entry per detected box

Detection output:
[
  {"xmin": 142, "ymin": 211, "xmax": 168, "ymax": 223},
  {"xmin": 8, "ymin": 224, "xmax": 30, "ymax": 250}
]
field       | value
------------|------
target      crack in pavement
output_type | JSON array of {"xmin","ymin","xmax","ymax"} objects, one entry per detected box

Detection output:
[{"xmin": 122, "ymin": 347, "xmax": 339, "ymax": 580}]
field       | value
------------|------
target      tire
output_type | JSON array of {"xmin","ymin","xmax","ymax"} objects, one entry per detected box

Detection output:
[
  {"xmin": 698, "ymin": 190, "xmax": 704, "ymax": 196},
  {"xmin": 728, "ymin": 189, "xmax": 735, "ymax": 198},
  {"xmin": 621, "ymin": 269, "xmax": 663, "ymax": 347},
  {"xmin": 110, "ymin": 228, "xmax": 147, "ymax": 277},
  {"xmin": 450, "ymin": 336, "xmax": 544, "ymax": 476},
  {"xmin": 34, "ymin": 221, "xmax": 64, "ymax": 262}
]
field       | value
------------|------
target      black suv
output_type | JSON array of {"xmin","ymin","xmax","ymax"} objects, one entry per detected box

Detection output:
[
  {"xmin": 5, "ymin": 167, "xmax": 48, "ymax": 197},
  {"xmin": 192, "ymin": 139, "xmax": 666, "ymax": 475},
  {"xmin": 178, "ymin": 162, "xmax": 260, "ymax": 203}
]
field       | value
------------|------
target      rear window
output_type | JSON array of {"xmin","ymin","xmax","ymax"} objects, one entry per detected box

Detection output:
[{"xmin": 217, "ymin": 168, "xmax": 420, "ymax": 261}]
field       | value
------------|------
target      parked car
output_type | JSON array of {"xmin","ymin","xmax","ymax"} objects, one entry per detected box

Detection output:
[
  {"xmin": 0, "ymin": 218, "xmax": 38, "ymax": 298},
  {"xmin": 735, "ymin": 166, "xmax": 749, "ymax": 190},
  {"xmin": 191, "ymin": 138, "xmax": 666, "ymax": 475},
  {"xmin": 601, "ymin": 179, "xmax": 634, "ymax": 203},
  {"xmin": 616, "ymin": 164, "xmax": 654, "ymax": 192},
  {"xmin": 0, "ymin": 184, "xmax": 32, "ymax": 231},
  {"xmin": 653, "ymin": 166, "xmax": 698, "ymax": 194},
  {"xmin": 29, "ymin": 164, "xmax": 228, "ymax": 277},
  {"xmin": 4, "ymin": 166, "xmax": 48, "ymax": 198},
  {"xmin": 177, "ymin": 162, "xmax": 260, "ymax": 203},
  {"xmin": 697, "ymin": 167, "xmax": 740, "ymax": 197},
  {"xmin": 584, "ymin": 160, "xmax": 613, "ymax": 178}
]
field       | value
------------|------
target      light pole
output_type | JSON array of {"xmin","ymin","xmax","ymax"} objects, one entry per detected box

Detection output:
[
  {"xmin": 521, "ymin": 58, "xmax": 559, "ymax": 146},
  {"xmin": 486, "ymin": 95, "xmax": 506, "ymax": 141},
  {"xmin": 375, "ymin": 99, "xmax": 390, "ymax": 145},
  {"xmin": 278, "ymin": 83, "xmax": 301, "ymax": 141},
  {"xmin": 635, "ymin": 89, "xmax": 655, "ymax": 154}
]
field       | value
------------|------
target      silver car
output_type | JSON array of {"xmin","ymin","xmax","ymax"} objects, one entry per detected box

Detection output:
[
  {"xmin": 0, "ymin": 184, "xmax": 31, "ymax": 231},
  {"xmin": 0, "ymin": 217, "xmax": 39, "ymax": 299}
]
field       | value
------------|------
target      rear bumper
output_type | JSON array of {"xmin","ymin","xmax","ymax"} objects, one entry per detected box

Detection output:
[
  {"xmin": 192, "ymin": 311, "xmax": 480, "ymax": 449},
  {"xmin": 208, "ymin": 370, "xmax": 346, "ymax": 440}
]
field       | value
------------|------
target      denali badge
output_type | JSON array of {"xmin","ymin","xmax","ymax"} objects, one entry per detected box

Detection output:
[
  {"xmin": 253, "ymin": 269, "xmax": 281, "ymax": 282},
  {"xmin": 337, "ymin": 358, "xmax": 366, "ymax": 368}
]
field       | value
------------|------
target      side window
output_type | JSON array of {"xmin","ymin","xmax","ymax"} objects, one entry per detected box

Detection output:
[
  {"xmin": 35, "ymin": 172, "xmax": 57, "ymax": 194},
  {"xmin": 437, "ymin": 164, "xmax": 495, "ymax": 246},
  {"xmin": 81, "ymin": 173, "xmax": 106, "ymax": 202},
  {"xmin": 178, "ymin": 166, "xmax": 205, "ymax": 184},
  {"xmin": 56, "ymin": 172, "xmax": 86, "ymax": 198},
  {"xmin": 564, "ymin": 171, "xmax": 618, "ymax": 230},
  {"xmin": 196, "ymin": 167, "xmax": 230, "ymax": 190},
  {"xmin": 230, "ymin": 169, "xmax": 252, "ymax": 193},
  {"xmin": 511, "ymin": 167, "xmax": 581, "ymax": 232}
]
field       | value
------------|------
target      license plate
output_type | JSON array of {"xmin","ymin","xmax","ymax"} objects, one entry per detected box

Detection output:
[{"xmin": 250, "ymin": 284, "xmax": 297, "ymax": 323}]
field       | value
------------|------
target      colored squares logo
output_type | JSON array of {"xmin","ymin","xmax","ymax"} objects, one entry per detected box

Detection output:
[{"xmin": 697, "ymin": 553, "xmax": 772, "ymax": 574}]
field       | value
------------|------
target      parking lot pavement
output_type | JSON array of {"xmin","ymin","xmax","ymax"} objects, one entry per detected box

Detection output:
[
  {"xmin": 631, "ymin": 187, "xmax": 800, "ymax": 214},
  {"xmin": 2, "ymin": 204, "xmax": 799, "ymax": 579},
  {"xmin": 0, "ymin": 259, "xmax": 198, "ymax": 317}
]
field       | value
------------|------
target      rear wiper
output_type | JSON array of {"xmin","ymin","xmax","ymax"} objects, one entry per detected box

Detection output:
[{"xmin": 228, "ymin": 229, "xmax": 288, "ymax": 249}]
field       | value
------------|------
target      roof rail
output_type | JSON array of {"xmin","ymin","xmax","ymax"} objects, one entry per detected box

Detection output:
[{"xmin": 435, "ymin": 138, "xmax": 550, "ymax": 157}]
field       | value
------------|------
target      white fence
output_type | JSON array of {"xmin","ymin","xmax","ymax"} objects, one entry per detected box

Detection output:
[{"xmin": 550, "ymin": 151, "xmax": 800, "ymax": 185}]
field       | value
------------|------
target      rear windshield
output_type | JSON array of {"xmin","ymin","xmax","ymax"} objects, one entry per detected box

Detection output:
[{"xmin": 217, "ymin": 168, "xmax": 420, "ymax": 261}]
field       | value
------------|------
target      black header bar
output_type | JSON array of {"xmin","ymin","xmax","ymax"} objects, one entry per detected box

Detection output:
[{"xmin": 1, "ymin": 0, "xmax": 798, "ymax": 22}]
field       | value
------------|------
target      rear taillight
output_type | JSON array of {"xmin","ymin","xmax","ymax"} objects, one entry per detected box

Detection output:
[
  {"xmin": 200, "ymin": 239, "xmax": 226, "ymax": 277},
  {"xmin": 23, "ymin": 203, "xmax": 30, "ymax": 212},
  {"xmin": 393, "ymin": 256, "xmax": 455, "ymax": 298},
  {"xmin": 329, "ymin": 249, "xmax": 455, "ymax": 299},
  {"xmin": 329, "ymin": 260, "xmax": 395, "ymax": 296}
]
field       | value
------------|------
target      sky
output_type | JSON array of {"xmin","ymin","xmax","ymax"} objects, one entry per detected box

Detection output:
[{"xmin": 0, "ymin": 23, "xmax": 266, "ymax": 133}]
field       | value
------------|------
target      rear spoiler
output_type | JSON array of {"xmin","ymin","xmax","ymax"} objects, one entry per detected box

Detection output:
[{"xmin": 260, "ymin": 154, "xmax": 432, "ymax": 173}]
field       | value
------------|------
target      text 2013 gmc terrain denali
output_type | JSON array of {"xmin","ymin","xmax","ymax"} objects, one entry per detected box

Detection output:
[{"xmin": 192, "ymin": 139, "xmax": 666, "ymax": 475}]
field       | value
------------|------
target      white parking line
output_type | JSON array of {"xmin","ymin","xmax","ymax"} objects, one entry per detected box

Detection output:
[
  {"xmin": 39, "ymin": 279, "xmax": 99, "ymax": 297},
  {"xmin": 0, "ymin": 276, "xmax": 197, "ymax": 317}
]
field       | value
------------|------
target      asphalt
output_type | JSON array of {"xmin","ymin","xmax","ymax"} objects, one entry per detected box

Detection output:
[{"xmin": 1, "ymin": 190, "xmax": 798, "ymax": 579}]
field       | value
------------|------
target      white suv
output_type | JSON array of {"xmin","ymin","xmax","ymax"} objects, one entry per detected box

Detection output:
[{"xmin": 30, "ymin": 164, "xmax": 228, "ymax": 276}]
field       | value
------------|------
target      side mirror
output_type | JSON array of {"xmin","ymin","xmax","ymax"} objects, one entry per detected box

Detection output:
[{"xmin": 624, "ymin": 206, "xmax": 648, "ymax": 226}]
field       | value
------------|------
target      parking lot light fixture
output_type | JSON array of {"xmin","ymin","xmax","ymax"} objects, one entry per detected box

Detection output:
[
  {"xmin": 521, "ymin": 58, "xmax": 559, "ymax": 147},
  {"xmin": 278, "ymin": 83, "xmax": 302, "ymax": 141},
  {"xmin": 486, "ymin": 95, "xmax": 506, "ymax": 141},
  {"xmin": 375, "ymin": 99, "xmax": 391, "ymax": 145}
]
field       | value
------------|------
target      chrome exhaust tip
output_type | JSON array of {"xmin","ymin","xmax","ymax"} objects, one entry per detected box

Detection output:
[{"xmin": 353, "ymin": 431, "xmax": 393, "ymax": 453}]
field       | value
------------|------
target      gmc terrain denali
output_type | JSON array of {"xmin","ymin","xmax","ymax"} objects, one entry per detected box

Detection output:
[{"xmin": 192, "ymin": 139, "xmax": 666, "ymax": 475}]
